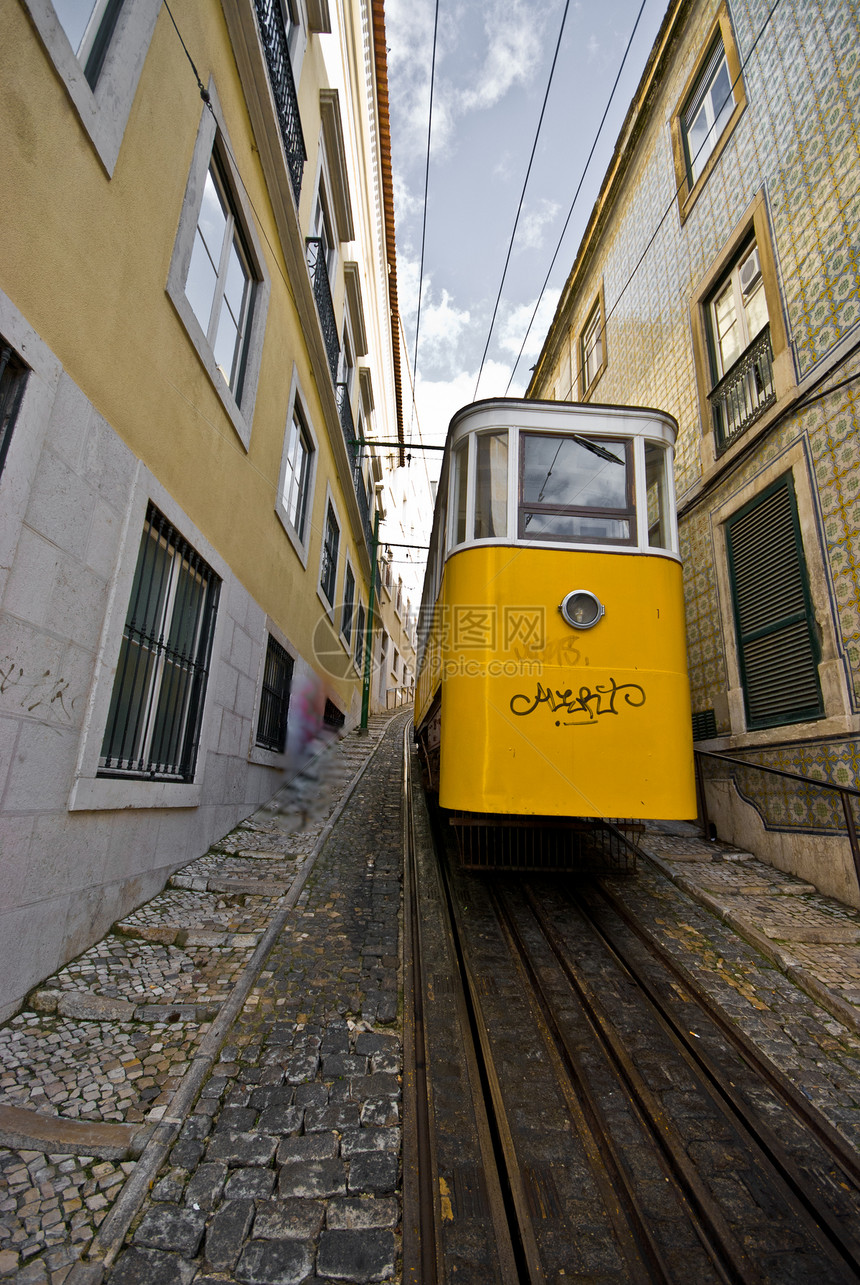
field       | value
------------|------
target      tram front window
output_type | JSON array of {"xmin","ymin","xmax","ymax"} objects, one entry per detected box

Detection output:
[{"xmin": 519, "ymin": 432, "xmax": 634, "ymax": 544}]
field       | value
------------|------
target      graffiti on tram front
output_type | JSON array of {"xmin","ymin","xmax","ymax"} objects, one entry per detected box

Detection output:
[{"xmin": 509, "ymin": 677, "xmax": 646, "ymax": 726}]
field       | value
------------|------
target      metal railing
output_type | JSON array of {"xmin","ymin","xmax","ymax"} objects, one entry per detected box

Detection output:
[
  {"xmin": 710, "ymin": 326, "xmax": 776, "ymax": 455},
  {"xmin": 695, "ymin": 748, "xmax": 860, "ymax": 892},
  {"xmin": 253, "ymin": 0, "xmax": 306, "ymax": 205},
  {"xmin": 305, "ymin": 237, "xmax": 340, "ymax": 385},
  {"xmin": 336, "ymin": 383, "xmax": 374, "ymax": 551}
]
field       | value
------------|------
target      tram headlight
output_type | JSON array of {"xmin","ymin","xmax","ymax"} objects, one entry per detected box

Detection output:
[{"xmin": 559, "ymin": 590, "xmax": 604, "ymax": 630}]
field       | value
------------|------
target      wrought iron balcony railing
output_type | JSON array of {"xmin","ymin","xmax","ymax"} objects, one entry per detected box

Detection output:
[
  {"xmin": 336, "ymin": 383, "xmax": 374, "ymax": 551},
  {"xmin": 710, "ymin": 325, "xmax": 776, "ymax": 455},
  {"xmin": 253, "ymin": 0, "xmax": 307, "ymax": 206},
  {"xmin": 305, "ymin": 237, "xmax": 340, "ymax": 386}
]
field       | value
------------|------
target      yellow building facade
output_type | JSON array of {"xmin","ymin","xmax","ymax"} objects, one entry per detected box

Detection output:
[
  {"xmin": 530, "ymin": 0, "xmax": 860, "ymax": 905},
  {"xmin": 0, "ymin": 0, "xmax": 406, "ymax": 1017}
]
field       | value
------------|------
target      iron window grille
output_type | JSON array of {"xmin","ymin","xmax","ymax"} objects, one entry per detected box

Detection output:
[
  {"xmin": 253, "ymin": 0, "xmax": 307, "ymax": 205},
  {"xmin": 256, "ymin": 634, "xmax": 293, "ymax": 753},
  {"xmin": 320, "ymin": 501, "xmax": 340, "ymax": 606},
  {"xmin": 99, "ymin": 504, "xmax": 220, "ymax": 781},
  {"xmin": 710, "ymin": 325, "xmax": 775, "ymax": 454},
  {"xmin": 323, "ymin": 697, "xmax": 345, "ymax": 729},
  {"xmin": 725, "ymin": 476, "xmax": 823, "ymax": 730},
  {"xmin": 0, "ymin": 343, "xmax": 28, "ymax": 481}
]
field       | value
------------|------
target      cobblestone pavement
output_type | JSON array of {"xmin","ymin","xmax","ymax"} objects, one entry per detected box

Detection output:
[
  {"xmin": 0, "ymin": 712, "xmax": 406, "ymax": 1283},
  {"xmin": 4, "ymin": 736, "xmax": 860, "ymax": 1281}
]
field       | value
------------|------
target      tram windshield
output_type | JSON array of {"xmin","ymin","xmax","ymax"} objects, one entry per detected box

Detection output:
[{"xmin": 519, "ymin": 432, "xmax": 635, "ymax": 544}]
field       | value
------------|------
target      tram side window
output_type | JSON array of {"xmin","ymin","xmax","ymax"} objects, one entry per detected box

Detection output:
[
  {"xmin": 474, "ymin": 431, "xmax": 508, "ymax": 539},
  {"xmin": 451, "ymin": 440, "xmax": 468, "ymax": 545},
  {"xmin": 519, "ymin": 432, "xmax": 634, "ymax": 544},
  {"xmin": 645, "ymin": 441, "xmax": 672, "ymax": 550}
]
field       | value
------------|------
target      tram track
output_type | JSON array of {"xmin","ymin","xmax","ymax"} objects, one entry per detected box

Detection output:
[{"xmin": 405, "ymin": 744, "xmax": 860, "ymax": 1282}]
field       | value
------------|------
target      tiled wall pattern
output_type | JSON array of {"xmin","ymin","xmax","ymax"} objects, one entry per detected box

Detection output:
[{"xmin": 540, "ymin": 0, "xmax": 860, "ymax": 779}]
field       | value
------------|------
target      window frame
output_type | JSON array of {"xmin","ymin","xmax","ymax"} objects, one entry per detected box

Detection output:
[
  {"xmin": 276, "ymin": 378, "xmax": 318, "ymax": 561},
  {"xmin": 671, "ymin": 3, "xmax": 746, "ymax": 223},
  {"xmin": 20, "ymin": 0, "xmax": 162, "ymax": 177},
  {"xmin": 690, "ymin": 191, "xmax": 793, "ymax": 470},
  {"xmin": 318, "ymin": 494, "xmax": 341, "ymax": 614},
  {"xmin": 340, "ymin": 558, "xmax": 356, "ymax": 649},
  {"xmin": 578, "ymin": 287, "xmax": 607, "ymax": 400},
  {"xmin": 518, "ymin": 431, "xmax": 637, "ymax": 547},
  {"xmin": 255, "ymin": 632, "xmax": 294, "ymax": 754},
  {"xmin": 724, "ymin": 474, "xmax": 823, "ymax": 731},
  {"xmin": 97, "ymin": 503, "xmax": 221, "ymax": 784},
  {"xmin": 166, "ymin": 82, "xmax": 271, "ymax": 452}
]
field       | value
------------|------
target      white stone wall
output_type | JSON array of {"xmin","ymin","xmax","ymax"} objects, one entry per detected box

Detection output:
[{"xmin": 0, "ymin": 300, "xmax": 294, "ymax": 1022}]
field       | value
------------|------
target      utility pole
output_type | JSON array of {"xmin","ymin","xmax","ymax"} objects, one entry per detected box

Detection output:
[{"xmin": 360, "ymin": 506, "xmax": 380, "ymax": 732}]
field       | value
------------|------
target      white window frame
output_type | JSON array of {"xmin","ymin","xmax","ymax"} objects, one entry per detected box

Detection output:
[
  {"xmin": 276, "ymin": 370, "xmax": 318, "ymax": 563},
  {"xmin": 166, "ymin": 80, "xmax": 271, "ymax": 452},
  {"xmin": 317, "ymin": 489, "xmax": 341, "ymax": 617},
  {"xmin": 20, "ymin": 0, "xmax": 162, "ymax": 176},
  {"xmin": 682, "ymin": 39, "xmax": 735, "ymax": 187}
]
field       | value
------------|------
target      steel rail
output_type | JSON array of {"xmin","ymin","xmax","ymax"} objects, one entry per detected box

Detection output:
[
  {"xmin": 534, "ymin": 881, "xmax": 860, "ymax": 1282},
  {"xmin": 587, "ymin": 880, "xmax": 860, "ymax": 1270},
  {"xmin": 495, "ymin": 883, "xmax": 754, "ymax": 1285}
]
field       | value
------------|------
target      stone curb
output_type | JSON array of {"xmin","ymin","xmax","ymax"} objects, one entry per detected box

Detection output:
[
  {"xmin": 0, "ymin": 1104, "xmax": 152, "ymax": 1160},
  {"xmin": 641, "ymin": 846, "xmax": 860, "ymax": 1039}
]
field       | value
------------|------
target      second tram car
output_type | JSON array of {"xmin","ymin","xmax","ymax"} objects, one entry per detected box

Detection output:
[{"xmin": 415, "ymin": 398, "xmax": 696, "ymax": 823}]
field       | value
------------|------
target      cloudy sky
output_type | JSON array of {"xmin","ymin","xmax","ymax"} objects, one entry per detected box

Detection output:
[{"xmin": 385, "ymin": 0, "xmax": 670, "ymax": 469}]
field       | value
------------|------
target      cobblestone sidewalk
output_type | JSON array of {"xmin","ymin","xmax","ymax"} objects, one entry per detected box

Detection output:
[{"xmin": 0, "ymin": 712, "xmax": 407, "ymax": 1284}]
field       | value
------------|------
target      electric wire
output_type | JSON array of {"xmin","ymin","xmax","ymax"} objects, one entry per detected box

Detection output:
[
  {"xmin": 472, "ymin": 0, "xmax": 573, "ymax": 402},
  {"xmin": 503, "ymin": 0, "xmax": 650, "ymax": 395},
  {"xmin": 409, "ymin": 0, "xmax": 441, "ymax": 432},
  {"xmin": 554, "ymin": 0, "xmax": 783, "ymax": 404}
]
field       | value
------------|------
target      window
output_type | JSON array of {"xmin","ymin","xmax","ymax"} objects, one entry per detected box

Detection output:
[
  {"xmin": 644, "ymin": 441, "xmax": 672, "ymax": 550},
  {"xmin": 519, "ymin": 432, "xmax": 634, "ymax": 544},
  {"xmin": 474, "ymin": 431, "xmax": 508, "ymax": 539},
  {"xmin": 682, "ymin": 39, "xmax": 734, "ymax": 186},
  {"xmin": 99, "ymin": 504, "xmax": 220, "ymax": 781},
  {"xmin": 166, "ymin": 86, "xmax": 271, "ymax": 449},
  {"xmin": 21, "ymin": 0, "xmax": 161, "ymax": 175},
  {"xmin": 52, "ymin": 0, "xmax": 123, "ymax": 87},
  {"xmin": 256, "ymin": 634, "xmax": 293, "ymax": 753},
  {"xmin": 579, "ymin": 297, "xmax": 605, "ymax": 398},
  {"xmin": 672, "ymin": 6, "xmax": 745, "ymax": 219},
  {"xmin": 725, "ymin": 476, "xmax": 822, "ymax": 730},
  {"xmin": 451, "ymin": 439, "xmax": 469, "ymax": 546},
  {"xmin": 0, "ymin": 342, "xmax": 29, "ymax": 482},
  {"xmin": 281, "ymin": 404, "xmax": 314, "ymax": 540},
  {"xmin": 185, "ymin": 156, "xmax": 255, "ymax": 399},
  {"xmin": 323, "ymin": 698, "xmax": 345, "ymax": 730},
  {"xmin": 320, "ymin": 500, "xmax": 340, "ymax": 606},
  {"xmin": 707, "ymin": 241, "xmax": 775, "ymax": 452},
  {"xmin": 355, "ymin": 602, "xmax": 366, "ymax": 672},
  {"xmin": 341, "ymin": 563, "xmax": 355, "ymax": 646}
]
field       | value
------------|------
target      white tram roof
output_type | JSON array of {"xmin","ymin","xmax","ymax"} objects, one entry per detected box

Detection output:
[{"xmin": 443, "ymin": 396, "xmax": 678, "ymax": 451}]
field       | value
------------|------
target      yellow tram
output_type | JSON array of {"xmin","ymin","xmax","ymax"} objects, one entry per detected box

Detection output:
[{"xmin": 415, "ymin": 398, "xmax": 696, "ymax": 823}]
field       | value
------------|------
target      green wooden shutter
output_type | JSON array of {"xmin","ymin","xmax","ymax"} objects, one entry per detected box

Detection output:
[{"xmin": 725, "ymin": 476, "xmax": 822, "ymax": 730}]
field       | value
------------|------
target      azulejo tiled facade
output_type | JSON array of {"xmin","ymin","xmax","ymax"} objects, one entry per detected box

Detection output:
[{"xmin": 529, "ymin": 0, "xmax": 860, "ymax": 903}]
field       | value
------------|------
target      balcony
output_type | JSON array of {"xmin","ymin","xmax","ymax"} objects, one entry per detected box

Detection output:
[
  {"xmin": 306, "ymin": 238, "xmax": 340, "ymax": 386},
  {"xmin": 337, "ymin": 383, "xmax": 374, "ymax": 551},
  {"xmin": 710, "ymin": 325, "xmax": 776, "ymax": 455},
  {"xmin": 253, "ymin": 0, "xmax": 307, "ymax": 206}
]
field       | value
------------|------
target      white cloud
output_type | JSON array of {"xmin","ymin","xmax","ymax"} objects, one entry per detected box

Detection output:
[
  {"xmin": 516, "ymin": 199, "xmax": 562, "ymax": 252},
  {"xmin": 499, "ymin": 288, "xmax": 562, "ymax": 362},
  {"xmin": 457, "ymin": 11, "xmax": 543, "ymax": 114}
]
